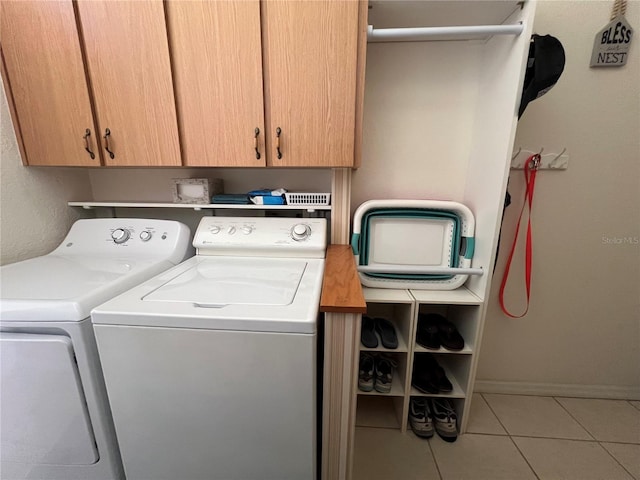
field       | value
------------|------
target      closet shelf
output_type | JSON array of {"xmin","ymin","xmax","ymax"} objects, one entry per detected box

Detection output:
[
  {"xmin": 67, "ymin": 201, "xmax": 331, "ymax": 213},
  {"xmin": 367, "ymin": 23, "xmax": 523, "ymax": 43}
]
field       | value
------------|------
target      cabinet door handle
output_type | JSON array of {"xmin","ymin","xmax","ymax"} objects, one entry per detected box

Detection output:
[
  {"xmin": 276, "ymin": 127, "xmax": 282, "ymax": 159},
  {"xmin": 103, "ymin": 128, "xmax": 115, "ymax": 159},
  {"xmin": 83, "ymin": 129, "xmax": 96, "ymax": 160},
  {"xmin": 254, "ymin": 127, "xmax": 261, "ymax": 160}
]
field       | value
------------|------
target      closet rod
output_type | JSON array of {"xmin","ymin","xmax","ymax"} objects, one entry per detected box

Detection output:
[{"xmin": 367, "ymin": 23, "xmax": 524, "ymax": 42}]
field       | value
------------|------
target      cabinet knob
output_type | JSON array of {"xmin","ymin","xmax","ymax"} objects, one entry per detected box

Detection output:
[
  {"xmin": 103, "ymin": 128, "xmax": 115, "ymax": 159},
  {"xmin": 254, "ymin": 127, "xmax": 261, "ymax": 160},
  {"xmin": 83, "ymin": 129, "xmax": 96, "ymax": 160},
  {"xmin": 276, "ymin": 127, "xmax": 282, "ymax": 159}
]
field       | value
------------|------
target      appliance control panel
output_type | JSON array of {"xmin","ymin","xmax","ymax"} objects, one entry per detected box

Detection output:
[
  {"xmin": 50, "ymin": 219, "xmax": 193, "ymax": 262},
  {"xmin": 194, "ymin": 217, "xmax": 327, "ymax": 258}
]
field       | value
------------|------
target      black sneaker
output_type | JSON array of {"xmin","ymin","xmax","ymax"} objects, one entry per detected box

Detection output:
[
  {"xmin": 432, "ymin": 398, "xmax": 458, "ymax": 442},
  {"xmin": 409, "ymin": 397, "xmax": 434, "ymax": 438}
]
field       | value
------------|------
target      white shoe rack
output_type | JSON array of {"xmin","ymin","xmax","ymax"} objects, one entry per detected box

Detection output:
[{"xmin": 355, "ymin": 286, "xmax": 483, "ymax": 434}]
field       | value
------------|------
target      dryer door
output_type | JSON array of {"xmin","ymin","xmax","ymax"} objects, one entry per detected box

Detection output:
[{"xmin": 0, "ymin": 333, "xmax": 99, "ymax": 465}]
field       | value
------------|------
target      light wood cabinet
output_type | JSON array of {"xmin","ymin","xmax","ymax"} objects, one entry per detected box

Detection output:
[
  {"xmin": 166, "ymin": 0, "xmax": 364, "ymax": 168},
  {"xmin": 262, "ymin": 1, "xmax": 359, "ymax": 167},
  {"xmin": 76, "ymin": 0, "xmax": 180, "ymax": 167},
  {"xmin": 0, "ymin": 0, "xmax": 99, "ymax": 167},
  {"xmin": 2, "ymin": 0, "xmax": 180, "ymax": 167},
  {"xmin": 2, "ymin": 0, "xmax": 365, "ymax": 169},
  {"xmin": 165, "ymin": 1, "xmax": 266, "ymax": 167}
]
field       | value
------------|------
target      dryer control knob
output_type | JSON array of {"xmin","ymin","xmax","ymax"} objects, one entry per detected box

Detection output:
[
  {"xmin": 209, "ymin": 225, "xmax": 221, "ymax": 234},
  {"xmin": 112, "ymin": 228, "xmax": 130, "ymax": 244},
  {"xmin": 227, "ymin": 226, "xmax": 236, "ymax": 235},
  {"xmin": 140, "ymin": 230, "xmax": 152, "ymax": 242},
  {"xmin": 291, "ymin": 223, "xmax": 311, "ymax": 241},
  {"xmin": 241, "ymin": 226, "xmax": 253, "ymax": 235}
]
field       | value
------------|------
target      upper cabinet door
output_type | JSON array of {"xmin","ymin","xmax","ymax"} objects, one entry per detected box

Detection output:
[
  {"xmin": 0, "ymin": 1, "xmax": 100, "ymax": 166},
  {"xmin": 262, "ymin": 1, "xmax": 359, "ymax": 167},
  {"xmin": 76, "ymin": 0, "xmax": 180, "ymax": 166},
  {"xmin": 166, "ymin": 1, "xmax": 266, "ymax": 167}
]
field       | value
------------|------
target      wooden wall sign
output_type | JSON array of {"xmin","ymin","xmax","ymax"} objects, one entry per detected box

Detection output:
[
  {"xmin": 591, "ymin": 0, "xmax": 634, "ymax": 68},
  {"xmin": 591, "ymin": 16, "xmax": 634, "ymax": 67}
]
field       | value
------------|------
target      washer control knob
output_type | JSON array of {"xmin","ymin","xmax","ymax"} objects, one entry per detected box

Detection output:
[
  {"xmin": 209, "ymin": 225, "xmax": 221, "ymax": 234},
  {"xmin": 291, "ymin": 223, "xmax": 311, "ymax": 241},
  {"xmin": 227, "ymin": 226, "xmax": 236, "ymax": 235},
  {"xmin": 112, "ymin": 228, "xmax": 130, "ymax": 244},
  {"xmin": 241, "ymin": 226, "xmax": 253, "ymax": 235},
  {"xmin": 140, "ymin": 230, "xmax": 152, "ymax": 242}
]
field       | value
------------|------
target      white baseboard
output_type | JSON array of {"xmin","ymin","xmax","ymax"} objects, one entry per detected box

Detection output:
[{"xmin": 474, "ymin": 380, "xmax": 640, "ymax": 401}]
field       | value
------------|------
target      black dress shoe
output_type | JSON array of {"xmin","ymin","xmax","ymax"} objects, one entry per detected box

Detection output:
[{"xmin": 416, "ymin": 314, "xmax": 440, "ymax": 349}]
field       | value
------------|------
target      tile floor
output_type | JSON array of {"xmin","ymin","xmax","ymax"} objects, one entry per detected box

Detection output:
[{"xmin": 353, "ymin": 394, "xmax": 640, "ymax": 480}]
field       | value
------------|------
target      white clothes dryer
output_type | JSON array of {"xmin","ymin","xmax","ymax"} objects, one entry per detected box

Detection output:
[
  {"xmin": 0, "ymin": 218, "xmax": 192, "ymax": 480},
  {"xmin": 91, "ymin": 216, "xmax": 327, "ymax": 480}
]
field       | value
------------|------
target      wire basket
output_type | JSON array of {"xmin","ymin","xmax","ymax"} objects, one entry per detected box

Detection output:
[{"xmin": 284, "ymin": 193, "xmax": 331, "ymax": 206}]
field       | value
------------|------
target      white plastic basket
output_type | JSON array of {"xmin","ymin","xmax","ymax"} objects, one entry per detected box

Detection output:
[{"xmin": 284, "ymin": 193, "xmax": 331, "ymax": 206}]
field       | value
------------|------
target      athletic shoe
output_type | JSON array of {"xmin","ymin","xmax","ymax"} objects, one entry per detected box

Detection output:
[
  {"xmin": 431, "ymin": 398, "xmax": 458, "ymax": 442},
  {"xmin": 409, "ymin": 397, "xmax": 434, "ymax": 438},
  {"xmin": 374, "ymin": 355, "xmax": 397, "ymax": 393},
  {"xmin": 358, "ymin": 353, "xmax": 375, "ymax": 392}
]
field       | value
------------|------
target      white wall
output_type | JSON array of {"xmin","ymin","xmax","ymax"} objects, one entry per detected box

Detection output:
[
  {"xmin": 477, "ymin": 0, "xmax": 640, "ymax": 397},
  {"xmin": 0, "ymin": 81, "xmax": 92, "ymax": 265}
]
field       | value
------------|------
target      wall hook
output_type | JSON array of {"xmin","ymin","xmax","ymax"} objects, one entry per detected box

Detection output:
[
  {"xmin": 511, "ymin": 147, "xmax": 522, "ymax": 161},
  {"xmin": 549, "ymin": 147, "xmax": 567, "ymax": 165}
]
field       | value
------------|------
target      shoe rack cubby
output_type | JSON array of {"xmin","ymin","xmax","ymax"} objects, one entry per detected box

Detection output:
[
  {"xmin": 355, "ymin": 286, "xmax": 482, "ymax": 434},
  {"xmin": 355, "ymin": 288, "xmax": 415, "ymax": 431}
]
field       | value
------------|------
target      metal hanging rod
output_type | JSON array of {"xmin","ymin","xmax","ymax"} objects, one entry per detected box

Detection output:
[{"xmin": 367, "ymin": 23, "xmax": 524, "ymax": 43}]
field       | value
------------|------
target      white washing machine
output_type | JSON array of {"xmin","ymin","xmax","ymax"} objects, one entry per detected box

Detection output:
[
  {"xmin": 91, "ymin": 216, "xmax": 327, "ymax": 480},
  {"xmin": 0, "ymin": 218, "xmax": 193, "ymax": 480}
]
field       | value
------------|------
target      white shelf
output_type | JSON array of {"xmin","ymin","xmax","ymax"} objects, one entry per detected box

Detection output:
[
  {"xmin": 68, "ymin": 201, "xmax": 331, "ymax": 212},
  {"xmin": 355, "ymin": 397, "xmax": 403, "ymax": 429},
  {"xmin": 414, "ymin": 343, "xmax": 472, "ymax": 355},
  {"xmin": 409, "ymin": 287, "xmax": 482, "ymax": 305},
  {"xmin": 362, "ymin": 287, "xmax": 416, "ymax": 304},
  {"xmin": 367, "ymin": 1, "xmax": 524, "ymax": 30}
]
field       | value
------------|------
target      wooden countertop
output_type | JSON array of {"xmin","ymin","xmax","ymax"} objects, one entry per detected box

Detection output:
[{"xmin": 320, "ymin": 245, "xmax": 367, "ymax": 314}]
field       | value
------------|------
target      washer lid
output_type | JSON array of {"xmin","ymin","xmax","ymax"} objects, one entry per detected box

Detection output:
[
  {"xmin": 143, "ymin": 257, "xmax": 306, "ymax": 306},
  {"xmin": 92, "ymin": 256, "xmax": 325, "ymax": 334}
]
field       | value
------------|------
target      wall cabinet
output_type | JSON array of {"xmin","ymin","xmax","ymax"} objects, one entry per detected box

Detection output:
[
  {"xmin": 166, "ymin": 0, "xmax": 362, "ymax": 168},
  {"xmin": 0, "ymin": 1, "xmax": 99, "ymax": 167},
  {"xmin": 76, "ymin": 0, "xmax": 181, "ymax": 167},
  {"xmin": 1, "ymin": 0, "xmax": 180, "ymax": 167},
  {"xmin": 2, "ymin": 0, "xmax": 365, "ymax": 169}
]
